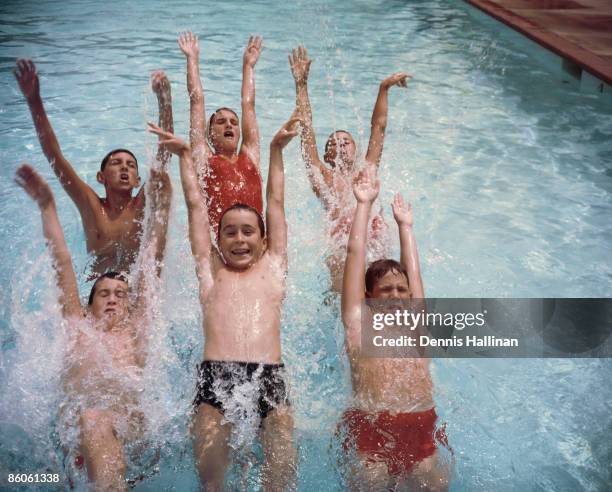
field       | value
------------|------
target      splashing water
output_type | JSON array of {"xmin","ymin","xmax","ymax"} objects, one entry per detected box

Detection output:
[{"xmin": 1, "ymin": 0, "xmax": 611, "ymax": 490}]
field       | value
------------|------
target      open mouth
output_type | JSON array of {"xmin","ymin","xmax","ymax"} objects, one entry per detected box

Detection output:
[
  {"xmin": 120, "ymin": 173, "xmax": 129, "ymax": 182},
  {"xmin": 231, "ymin": 248, "xmax": 250, "ymax": 257},
  {"xmin": 223, "ymin": 130, "xmax": 234, "ymax": 138}
]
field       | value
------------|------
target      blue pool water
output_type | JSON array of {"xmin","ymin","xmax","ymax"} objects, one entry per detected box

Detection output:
[{"xmin": 1, "ymin": 0, "xmax": 611, "ymax": 490}]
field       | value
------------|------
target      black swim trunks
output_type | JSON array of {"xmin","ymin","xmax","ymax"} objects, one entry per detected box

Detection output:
[{"xmin": 193, "ymin": 360, "xmax": 289, "ymax": 421}]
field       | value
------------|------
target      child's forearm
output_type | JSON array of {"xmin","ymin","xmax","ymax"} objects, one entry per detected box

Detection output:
[
  {"xmin": 27, "ymin": 96, "xmax": 68, "ymax": 174},
  {"xmin": 156, "ymin": 87, "xmax": 174, "ymax": 168},
  {"xmin": 295, "ymin": 81, "xmax": 313, "ymax": 126},
  {"xmin": 41, "ymin": 203, "xmax": 70, "ymax": 261},
  {"xmin": 267, "ymin": 144, "xmax": 285, "ymax": 208},
  {"xmin": 371, "ymin": 83, "xmax": 389, "ymax": 132},
  {"xmin": 146, "ymin": 171, "xmax": 172, "ymax": 271},
  {"xmin": 40, "ymin": 203, "xmax": 80, "ymax": 316},
  {"xmin": 185, "ymin": 55, "xmax": 207, "ymax": 156},
  {"xmin": 178, "ymin": 149, "xmax": 211, "ymax": 258},
  {"xmin": 242, "ymin": 64, "xmax": 255, "ymax": 110},
  {"xmin": 295, "ymin": 82, "xmax": 318, "ymax": 162},
  {"xmin": 341, "ymin": 201, "xmax": 371, "ymax": 321},
  {"xmin": 398, "ymin": 224, "xmax": 424, "ymax": 298},
  {"xmin": 186, "ymin": 55, "xmax": 203, "ymax": 102},
  {"xmin": 179, "ymin": 150, "xmax": 203, "ymax": 213},
  {"xmin": 265, "ymin": 143, "xmax": 288, "ymax": 257},
  {"xmin": 347, "ymin": 202, "xmax": 372, "ymax": 256}
]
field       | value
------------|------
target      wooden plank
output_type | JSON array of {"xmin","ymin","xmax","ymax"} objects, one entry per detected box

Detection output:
[{"xmin": 465, "ymin": 0, "xmax": 612, "ymax": 84}]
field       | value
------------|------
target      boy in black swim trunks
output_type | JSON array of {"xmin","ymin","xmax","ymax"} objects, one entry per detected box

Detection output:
[{"xmin": 148, "ymin": 112, "xmax": 300, "ymax": 491}]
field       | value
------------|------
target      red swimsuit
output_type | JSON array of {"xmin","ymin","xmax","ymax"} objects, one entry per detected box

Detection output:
[
  {"xmin": 203, "ymin": 152, "xmax": 263, "ymax": 233},
  {"xmin": 341, "ymin": 407, "xmax": 449, "ymax": 476}
]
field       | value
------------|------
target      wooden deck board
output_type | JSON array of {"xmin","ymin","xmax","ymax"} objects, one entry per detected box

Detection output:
[{"xmin": 465, "ymin": 0, "xmax": 612, "ymax": 84}]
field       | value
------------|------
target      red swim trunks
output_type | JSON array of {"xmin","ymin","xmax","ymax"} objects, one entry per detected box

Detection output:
[
  {"xmin": 340, "ymin": 407, "xmax": 448, "ymax": 476},
  {"xmin": 204, "ymin": 152, "xmax": 263, "ymax": 233}
]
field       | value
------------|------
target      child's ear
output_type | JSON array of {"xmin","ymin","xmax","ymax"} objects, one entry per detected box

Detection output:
[
  {"xmin": 135, "ymin": 175, "xmax": 141, "ymax": 187},
  {"xmin": 96, "ymin": 171, "xmax": 105, "ymax": 185},
  {"xmin": 365, "ymin": 290, "xmax": 371, "ymax": 298},
  {"xmin": 262, "ymin": 236, "xmax": 268, "ymax": 251}
]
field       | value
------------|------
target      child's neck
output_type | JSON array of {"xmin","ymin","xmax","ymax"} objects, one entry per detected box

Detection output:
[
  {"xmin": 216, "ymin": 148, "xmax": 238, "ymax": 161},
  {"xmin": 103, "ymin": 188, "xmax": 134, "ymax": 213}
]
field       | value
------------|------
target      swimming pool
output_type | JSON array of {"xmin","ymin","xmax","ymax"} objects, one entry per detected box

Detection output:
[{"xmin": 1, "ymin": 0, "xmax": 611, "ymax": 490}]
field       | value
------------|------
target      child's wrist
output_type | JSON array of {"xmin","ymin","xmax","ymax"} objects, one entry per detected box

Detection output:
[{"xmin": 27, "ymin": 92, "xmax": 42, "ymax": 105}]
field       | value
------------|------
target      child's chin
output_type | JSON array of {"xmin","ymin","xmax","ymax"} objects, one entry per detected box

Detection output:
[{"xmin": 227, "ymin": 257, "xmax": 252, "ymax": 270}]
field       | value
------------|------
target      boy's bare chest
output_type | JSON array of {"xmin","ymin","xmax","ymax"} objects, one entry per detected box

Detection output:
[
  {"xmin": 208, "ymin": 264, "xmax": 284, "ymax": 312},
  {"xmin": 217, "ymin": 271, "xmax": 282, "ymax": 298},
  {"xmin": 90, "ymin": 205, "xmax": 144, "ymax": 244},
  {"xmin": 74, "ymin": 327, "xmax": 139, "ymax": 370}
]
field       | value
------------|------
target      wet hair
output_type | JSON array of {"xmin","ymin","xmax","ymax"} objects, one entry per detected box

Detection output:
[
  {"xmin": 100, "ymin": 148, "xmax": 138, "ymax": 171},
  {"xmin": 365, "ymin": 259, "xmax": 409, "ymax": 293},
  {"xmin": 218, "ymin": 203, "xmax": 265, "ymax": 239},
  {"xmin": 88, "ymin": 271, "xmax": 128, "ymax": 305},
  {"xmin": 207, "ymin": 107, "xmax": 240, "ymax": 150}
]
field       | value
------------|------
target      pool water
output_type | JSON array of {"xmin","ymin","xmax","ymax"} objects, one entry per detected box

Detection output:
[{"xmin": 0, "ymin": 0, "xmax": 611, "ymax": 490}]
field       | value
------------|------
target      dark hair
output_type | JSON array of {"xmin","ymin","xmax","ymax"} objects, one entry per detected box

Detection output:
[
  {"xmin": 88, "ymin": 271, "xmax": 128, "ymax": 305},
  {"xmin": 207, "ymin": 107, "xmax": 240, "ymax": 150},
  {"xmin": 100, "ymin": 149, "xmax": 138, "ymax": 171},
  {"xmin": 365, "ymin": 259, "xmax": 408, "ymax": 293},
  {"xmin": 218, "ymin": 203, "xmax": 265, "ymax": 239}
]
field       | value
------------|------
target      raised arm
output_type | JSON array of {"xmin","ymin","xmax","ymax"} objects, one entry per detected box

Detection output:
[
  {"xmin": 130, "ymin": 165, "xmax": 173, "ymax": 320},
  {"xmin": 145, "ymin": 167, "xmax": 172, "ymax": 273},
  {"xmin": 151, "ymin": 71, "xmax": 174, "ymax": 170},
  {"xmin": 289, "ymin": 46, "xmax": 333, "ymax": 199},
  {"xmin": 392, "ymin": 193, "xmax": 424, "ymax": 299},
  {"xmin": 240, "ymin": 35, "xmax": 262, "ymax": 166},
  {"xmin": 14, "ymin": 59, "xmax": 94, "ymax": 208},
  {"xmin": 15, "ymin": 165, "xmax": 81, "ymax": 319},
  {"xmin": 266, "ymin": 115, "xmax": 299, "ymax": 260},
  {"xmin": 365, "ymin": 72, "xmax": 411, "ymax": 168},
  {"xmin": 148, "ymin": 124, "xmax": 215, "ymax": 300},
  {"xmin": 178, "ymin": 32, "xmax": 210, "ymax": 167},
  {"xmin": 341, "ymin": 169, "xmax": 379, "ymax": 344}
]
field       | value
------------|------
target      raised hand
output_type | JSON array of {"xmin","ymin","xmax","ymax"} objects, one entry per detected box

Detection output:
[
  {"xmin": 352, "ymin": 168, "xmax": 380, "ymax": 204},
  {"xmin": 271, "ymin": 112, "xmax": 301, "ymax": 149},
  {"xmin": 178, "ymin": 31, "xmax": 200, "ymax": 58},
  {"xmin": 391, "ymin": 193, "xmax": 413, "ymax": 227},
  {"xmin": 151, "ymin": 70, "xmax": 171, "ymax": 97},
  {"xmin": 15, "ymin": 164, "xmax": 54, "ymax": 209},
  {"xmin": 14, "ymin": 59, "xmax": 40, "ymax": 100},
  {"xmin": 289, "ymin": 46, "xmax": 312, "ymax": 85},
  {"xmin": 381, "ymin": 72, "xmax": 411, "ymax": 90},
  {"xmin": 243, "ymin": 35, "xmax": 263, "ymax": 67},
  {"xmin": 147, "ymin": 123, "xmax": 189, "ymax": 155}
]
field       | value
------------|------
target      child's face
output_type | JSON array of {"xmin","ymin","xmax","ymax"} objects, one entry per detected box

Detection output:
[
  {"xmin": 367, "ymin": 270, "xmax": 411, "ymax": 300},
  {"xmin": 324, "ymin": 131, "xmax": 356, "ymax": 170},
  {"xmin": 209, "ymin": 109, "xmax": 240, "ymax": 153},
  {"xmin": 218, "ymin": 209, "xmax": 266, "ymax": 269},
  {"xmin": 89, "ymin": 277, "xmax": 130, "ymax": 321},
  {"xmin": 97, "ymin": 151, "xmax": 140, "ymax": 192}
]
